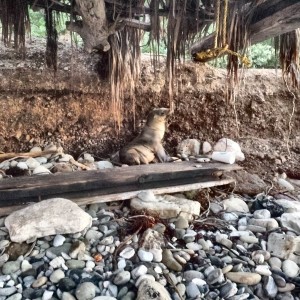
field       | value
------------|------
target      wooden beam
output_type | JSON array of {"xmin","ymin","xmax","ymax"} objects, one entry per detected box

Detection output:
[
  {"xmin": 0, "ymin": 176, "xmax": 235, "ymax": 217},
  {"xmin": 0, "ymin": 161, "xmax": 241, "ymax": 207},
  {"xmin": 190, "ymin": 0, "xmax": 300, "ymax": 55}
]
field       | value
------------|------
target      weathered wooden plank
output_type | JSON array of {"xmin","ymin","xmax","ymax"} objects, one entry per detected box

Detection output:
[
  {"xmin": 0, "ymin": 176, "xmax": 235, "ymax": 217},
  {"xmin": 0, "ymin": 162, "xmax": 241, "ymax": 203}
]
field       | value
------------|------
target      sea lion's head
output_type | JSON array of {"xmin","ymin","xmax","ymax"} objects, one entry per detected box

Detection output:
[{"xmin": 146, "ymin": 108, "xmax": 170, "ymax": 127}]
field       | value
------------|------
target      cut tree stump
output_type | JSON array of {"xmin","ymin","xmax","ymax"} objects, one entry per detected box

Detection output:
[{"xmin": 0, "ymin": 161, "xmax": 241, "ymax": 216}]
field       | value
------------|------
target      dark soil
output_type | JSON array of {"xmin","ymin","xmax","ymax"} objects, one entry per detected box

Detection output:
[{"xmin": 0, "ymin": 38, "xmax": 299, "ymax": 179}]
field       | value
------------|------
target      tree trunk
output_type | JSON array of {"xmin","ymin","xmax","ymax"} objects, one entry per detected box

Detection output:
[{"xmin": 68, "ymin": 0, "xmax": 111, "ymax": 53}]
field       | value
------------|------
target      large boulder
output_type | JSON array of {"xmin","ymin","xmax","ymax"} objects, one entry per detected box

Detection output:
[{"xmin": 5, "ymin": 198, "xmax": 92, "ymax": 243}]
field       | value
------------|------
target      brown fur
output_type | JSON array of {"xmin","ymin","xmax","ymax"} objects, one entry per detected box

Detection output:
[{"xmin": 119, "ymin": 108, "xmax": 170, "ymax": 165}]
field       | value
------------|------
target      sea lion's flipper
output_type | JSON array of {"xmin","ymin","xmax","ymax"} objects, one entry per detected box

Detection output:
[
  {"xmin": 155, "ymin": 144, "xmax": 171, "ymax": 163},
  {"xmin": 119, "ymin": 148, "xmax": 141, "ymax": 165}
]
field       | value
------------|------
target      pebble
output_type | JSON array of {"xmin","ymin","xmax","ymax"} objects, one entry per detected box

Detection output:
[
  {"xmin": 186, "ymin": 282, "xmax": 200, "ymax": 298},
  {"xmin": 174, "ymin": 216, "xmax": 189, "ymax": 229},
  {"xmin": 269, "ymin": 256, "xmax": 282, "ymax": 269},
  {"xmin": 278, "ymin": 283, "xmax": 295, "ymax": 292},
  {"xmin": 119, "ymin": 247, "xmax": 135, "ymax": 259},
  {"xmin": 263, "ymin": 275, "xmax": 277, "ymax": 298},
  {"xmin": 62, "ymin": 292, "xmax": 76, "ymax": 300},
  {"xmin": 2, "ymin": 261, "xmax": 21, "ymax": 275},
  {"xmin": 282, "ymin": 259, "xmax": 299, "ymax": 278},
  {"xmin": 53, "ymin": 234, "xmax": 66, "ymax": 247},
  {"xmin": 0, "ymin": 287, "xmax": 17, "ymax": 297},
  {"xmin": 131, "ymin": 265, "xmax": 148, "ymax": 279},
  {"xmin": 42, "ymin": 290, "xmax": 54, "ymax": 300},
  {"xmin": 226, "ymin": 272, "xmax": 262, "ymax": 285},
  {"xmin": 75, "ymin": 282, "xmax": 96, "ymax": 300},
  {"xmin": 162, "ymin": 249, "xmax": 182, "ymax": 272},
  {"xmin": 137, "ymin": 249, "xmax": 153, "ymax": 262},
  {"xmin": 185, "ymin": 242, "xmax": 201, "ymax": 251},
  {"xmin": 113, "ymin": 271, "xmax": 131, "ymax": 285},
  {"xmin": 219, "ymin": 281, "xmax": 238, "ymax": 298},
  {"xmin": 50, "ymin": 269, "xmax": 65, "ymax": 283},
  {"xmin": 6, "ymin": 293, "xmax": 22, "ymax": 300},
  {"xmin": 32, "ymin": 276, "xmax": 48, "ymax": 288},
  {"xmin": 253, "ymin": 209, "xmax": 271, "ymax": 219},
  {"xmin": 184, "ymin": 270, "xmax": 204, "ymax": 281},
  {"xmin": 1, "ymin": 174, "xmax": 300, "ymax": 300},
  {"xmin": 255, "ymin": 265, "xmax": 272, "ymax": 276},
  {"xmin": 66, "ymin": 259, "xmax": 85, "ymax": 269}
]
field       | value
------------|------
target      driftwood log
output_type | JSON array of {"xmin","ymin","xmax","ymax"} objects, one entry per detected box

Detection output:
[{"xmin": 0, "ymin": 161, "xmax": 241, "ymax": 216}]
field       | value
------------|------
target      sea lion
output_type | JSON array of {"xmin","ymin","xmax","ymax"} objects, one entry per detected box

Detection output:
[{"xmin": 119, "ymin": 108, "xmax": 171, "ymax": 165}]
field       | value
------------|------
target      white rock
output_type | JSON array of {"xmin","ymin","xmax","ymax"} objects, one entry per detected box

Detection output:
[
  {"xmin": 137, "ymin": 249, "xmax": 153, "ymax": 262},
  {"xmin": 253, "ymin": 209, "xmax": 271, "ymax": 219},
  {"xmin": 223, "ymin": 197, "xmax": 249, "ymax": 213},
  {"xmin": 9, "ymin": 160, "xmax": 18, "ymax": 167},
  {"xmin": 17, "ymin": 162, "xmax": 28, "ymax": 170},
  {"xmin": 131, "ymin": 265, "xmax": 148, "ymax": 279},
  {"xmin": 35, "ymin": 157, "xmax": 48, "ymax": 164},
  {"xmin": 21, "ymin": 260, "xmax": 32, "ymax": 272},
  {"xmin": 50, "ymin": 257, "xmax": 65, "ymax": 269},
  {"xmin": 135, "ymin": 274, "xmax": 155, "ymax": 288},
  {"xmin": 53, "ymin": 234, "xmax": 66, "ymax": 247},
  {"xmin": 42, "ymin": 290, "xmax": 54, "ymax": 300},
  {"xmin": 277, "ymin": 178, "xmax": 294, "ymax": 191},
  {"xmin": 267, "ymin": 233, "xmax": 300, "ymax": 264},
  {"xmin": 282, "ymin": 260, "xmax": 299, "ymax": 278},
  {"xmin": 25, "ymin": 158, "xmax": 40, "ymax": 169},
  {"xmin": 59, "ymin": 154, "xmax": 74, "ymax": 163},
  {"xmin": 281, "ymin": 213, "xmax": 300, "ymax": 234},
  {"xmin": 213, "ymin": 138, "xmax": 245, "ymax": 161},
  {"xmin": 83, "ymin": 153, "xmax": 94, "ymax": 163},
  {"xmin": 177, "ymin": 139, "xmax": 200, "ymax": 156},
  {"xmin": 30, "ymin": 146, "xmax": 42, "ymax": 152},
  {"xmin": 95, "ymin": 161, "xmax": 114, "ymax": 169},
  {"xmin": 137, "ymin": 191, "xmax": 157, "ymax": 202},
  {"xmin": 186, "ymin": 242, "xmax": 201, "ymax": 251},
  {"xmin": 240, "ymin": 235, "xmax": 259, "ymax": 244},
  {"xmin": 32, "ymin": 165, "xmax": 51, "ymax": 175},
  {"xmin": 255, "ymin": 265, "xmax": 272, "ymax": 276},
  {"xmin": 119, "ymin": 247, "xmax": 135, "ymax": 259},
  {"xmin": 43, "ymin": 163, "xmax": 54, "ymax": 169},
  {"xmin": 202, "ymin": 141, "xmax": 212, "ymax": 154},
  {"xmin": 50, "ymin": 269, "xmax": 65, "ymax": 283},
  {"xmin": 274, "ymin": 199, "xmax": 300, "ymax": 213},
  {"xmin": 117, "ymin": 258, "xmax": 126, "ymax": 270},
  {"xmin": 136, "ymin": 279, "xmax": 171, "ymax": 300},
  {"xmin": 5, "ymin": 198, "xmax": 92, "ymax": 243},
  {"xmin": 0, "ymin": 161, "xmax": 10, "ymax": 170},
  {"xmin": 131, "ymin": 194, "xmax": 200, "ymax": 220},
  {"xmin": 249, "ymin": 218, "xmax": 279, "ymax": 230}
]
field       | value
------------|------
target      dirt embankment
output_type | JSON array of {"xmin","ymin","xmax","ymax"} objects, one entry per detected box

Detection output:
[{"xmin": 0, "ymin": 40, "xmax": 299, "ymax": 177}]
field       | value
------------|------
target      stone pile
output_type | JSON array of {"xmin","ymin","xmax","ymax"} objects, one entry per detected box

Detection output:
[
  {"xmin": 0, "ymin": 189, "xmax": 300, "ymax": 300},
  {"xmin": 0, "ymin": 145, "xmax": 114, "ymax": 179}
]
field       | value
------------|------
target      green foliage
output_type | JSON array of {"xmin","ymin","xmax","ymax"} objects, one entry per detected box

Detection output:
[
  {"xmin": 29, "ymin": 9, "xmax": 46, "ymax": 37},
  {"xmin": 248, "ymin": 41, "xmax": 278, "ymax": 68}
]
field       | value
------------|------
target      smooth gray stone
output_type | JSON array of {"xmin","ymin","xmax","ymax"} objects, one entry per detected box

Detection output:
[
  {"xmin": 186, "ymin": 282, "xmax": 200, "ymax": 298},
  {"xmin": 263, "ymin": 275, "xmax": 278, "ymax": 298}
]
